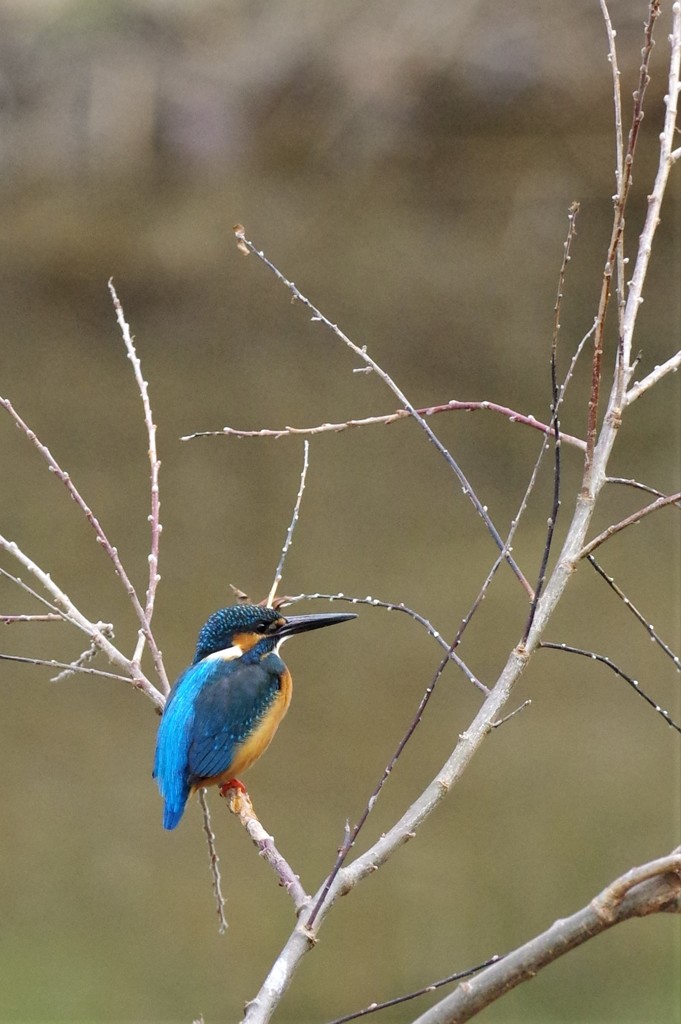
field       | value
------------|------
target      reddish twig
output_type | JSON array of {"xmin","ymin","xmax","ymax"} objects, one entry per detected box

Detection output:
[
  {"xmin": 1, "ymin": 613, "xmax": 62, "ymax": 623},
  {"xmin": 584, "ymin": 0, "xmax": 661, "ymax": 486},
  {"xmin": 181, "ymin": 401, "xmax": 586, "ymax": 450}
]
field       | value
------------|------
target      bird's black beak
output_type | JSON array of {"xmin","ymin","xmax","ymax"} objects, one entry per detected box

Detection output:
[{"xmin": 273, "ymin": 611, "xmax": 357, "ymax": 640}]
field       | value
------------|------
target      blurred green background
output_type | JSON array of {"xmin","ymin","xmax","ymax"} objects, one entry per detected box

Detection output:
[{"xmin": 0, "ymin": 1, "xmax": 679, "ymax": 1022}]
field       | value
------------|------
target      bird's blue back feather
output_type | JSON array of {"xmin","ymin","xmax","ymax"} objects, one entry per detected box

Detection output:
[{"xmin": 153, "ymin": 661, "xmax": 218, "ymax": 829}]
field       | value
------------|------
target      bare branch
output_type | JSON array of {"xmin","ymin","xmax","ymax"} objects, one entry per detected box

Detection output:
[
  {"xmin": 197, "ymin": 788, "xmax": 228, "ymax": 934},
  {"xmin": 606, "ymin": 476, "xmax": 681, "ymax": 504},
  {"xmin": 576, "ymin": 491, "xmax": 681, "ymax": 560},
  {"xmin": 0, "ymin": 652, "xmax": 134, "ymax": 684},
  {"xmin": 618, "ymin": 0, "xmax": 681, "ymax": 374},
  {"xmin": 0, "ymin": 533, "xmax": 164, "ymax": 710},
  {"xmin": 285, "ymin": 591, "xmax": 486, "ymax": 694},
  {"xmin": 307, "ymin": 640, "xmax": 459, "ymax": 928},
  {"xmin": 588, "ymin": 556, "xmax": 681, "ymax": 671},
  {"xmin": 181, "ymin": 400, "xmax": 587, "ymax": 451},
  {"xmin": 267, "ymin": 441, "xmax": 309, "ymax": 607},
  {"xmin": 540, "ymin": 641, "xmax": 681, "ymax": 733},
  {"xmin": 232, "ymin": 226, "xmax": 534, "ymax": 599},
  {"xmin": 0, "ymin": 397, "xmax": 168, "ymax": 694},
  {"xmin": 1, "ymin": 613, "xmax": 62, "ymax": 623},
  {"xmin": 323, "ymin": 955, "xmax": 502, "ymax": 1024},
  {"xmin": 625, "ymin": 348, "xmax": 681, "ymax": 404},
  {"xmin": 224, "ymin": 786, "xmax": 310, "ymax": 915},
  {"xmin": 600, "ymin": 0, "xmax": 628, "ymax": 349},
  {"xmin": 411, "ymin": 849, "xmax": 681, "ymax": 1024},
  {"xmin": 523, "ymin": 202, "xmax": 580, "ymax": 642},
  {"xmin": 108, "ymin": 281, "xmax": 168, "ymax": 693},
  {"xmin": 584, "ymin": 0, "xmax": 661, "ymax": 486}
]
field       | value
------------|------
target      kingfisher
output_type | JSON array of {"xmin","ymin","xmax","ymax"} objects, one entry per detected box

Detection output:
[{"xmin": 153, "ymin": 603, "xmax": 356, "ymax": 829}]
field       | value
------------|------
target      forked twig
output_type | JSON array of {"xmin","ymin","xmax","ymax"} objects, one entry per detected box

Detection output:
[
  {"xmin": 108, "ymin": 281, "xmax": 167, "ymax": 691},
  {"xmin": 240, "ymin": 9, "xmax": 681, "ymax": 1018},
  {"xmin": 0, "ymin": 533, "xmax": 164, "ymax": 710},
  {"xmin": 0, "ymin": 397, "xmax": 168, "ymax": 694},
  {"xmin": 232, "ymin": 225, "xmax": 534, "ymax": 599}
]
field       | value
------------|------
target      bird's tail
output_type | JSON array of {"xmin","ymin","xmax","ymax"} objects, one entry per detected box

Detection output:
[{"xmin": 162, "ymin": 800, "xmax": 187, "ymax": 830}]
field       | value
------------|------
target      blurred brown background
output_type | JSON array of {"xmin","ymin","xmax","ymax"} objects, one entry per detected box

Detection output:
[{"xmin": 0, "ymin": 1, "xmax": 679, "ymax": 1022}]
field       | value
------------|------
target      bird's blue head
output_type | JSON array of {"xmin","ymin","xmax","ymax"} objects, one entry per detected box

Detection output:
[{"xmin": 193, "ymin": 603, "xmax": 356, "ymax": 665}]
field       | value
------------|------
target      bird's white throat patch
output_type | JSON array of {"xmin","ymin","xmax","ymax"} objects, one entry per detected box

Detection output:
[{"xmin": 204, "ymin": 644, "xmax": 244, "ymax": 662}]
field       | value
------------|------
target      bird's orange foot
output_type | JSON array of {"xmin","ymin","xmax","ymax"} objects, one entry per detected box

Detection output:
[
  {"xmin": 219, "ymin": 778, "xmax": 247, "ymax": 798},
  {"xmin": 219, "ymin": 778, "xmax": 248, "ymax": 813}
]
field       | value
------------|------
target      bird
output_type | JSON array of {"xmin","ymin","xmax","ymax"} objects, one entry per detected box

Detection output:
[{"xmin": 153, "ymin": 603, "xmax": 356, "ymax": 829}]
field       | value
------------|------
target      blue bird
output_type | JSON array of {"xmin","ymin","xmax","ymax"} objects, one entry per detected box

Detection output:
[{"xmin": 153, "ymin": 603, "xmax": 356, "ymax": 829}]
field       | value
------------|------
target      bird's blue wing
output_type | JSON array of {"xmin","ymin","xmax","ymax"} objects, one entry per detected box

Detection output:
[
  {"xmin": 153, "ymin": 661, "xmax": 214, "ymax": 829},
  {"xmin": 187, "ymin": 660, "xmax": 281, "ymax": 782}
]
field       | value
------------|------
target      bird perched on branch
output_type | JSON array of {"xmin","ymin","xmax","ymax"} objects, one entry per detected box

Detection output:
[{"xmin": 153, "ymin": 603, "xmax": 356, "ymax": 829}]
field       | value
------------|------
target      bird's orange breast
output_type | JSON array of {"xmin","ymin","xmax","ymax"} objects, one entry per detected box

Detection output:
[{"xmin": 207, "ymin": 667, "xmax": 292, "ymax": 787}]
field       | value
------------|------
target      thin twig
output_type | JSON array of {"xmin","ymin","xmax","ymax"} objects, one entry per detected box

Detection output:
[
  {"xmin": 584, "ymin": 1, "xmax": 661, "ymax": 485},
  {"xmin": 0, "ymin": 533, "xmax": 164, "ymax": 710},
  {"xmin": 625, "ymin": 348, "xmax": 681, "ymax": 404},
  {"xmin": 1, "ymin": 613, "xmax": 62, "ymax": 623},
  {"xmin": 108, "ymin": 281, "xmax": 168, "ymax": 692},
  {"xmin": 181, "ymin": 401, "xmax": 587, "ymax": 450},
  {"xmin": 307, "ymin": 640, "xmax": 460, "ymax": 928},
  {"xmin": 606, "ymin": 476, "xmax": 681, "ymax": 504},
  {"xmin": 618, "ymin": 0, "xmax": 680, "ymax": 377},
  {"xmin": 267, "ymin": 441, "xmax": 309, "ymax": 607},
  {"xmin": 232, "ymin": 226, "xmax": 534, "ymax": 599},
  {"xmin": 0, "ymin": 652, "xmax": 133, "ymax": 683},
  {"xmin": 323, "ymin": 955, "xmax": 502, "ymax": 1024},
  {"xmin": 523, "ymin": 203, "xmax": 580, "ymax": 643},
  {"xmin": 600, "ymin": 0, "xmax": 627, "ymax": 349},
  {"xmin": 576, "ymin": 491, "xmax": 681, "ymax": 560},
  {"xmin": 540, "ymin": 641, "xmax": 681, "ymax": 733},
  {"xmin": 491, "ymin": 700, "xmax": 532, "ymax": 729},
  {"xmin": 284, "ymin": 592, "xmax": 487, "ymax": 694},
  {"xmin": 240, "ymin": 12, "xmax": 681, "ymax": 1018},
  {"xmin": 588, "ymin": 556, "xmax": 681, "ymax": 671},
  {"xmin": 197, "ymin": 788, "xmax": 228, "ymax": 934},
  {"xmin": 0, "ymin": 397, "xmax": 168, "ymax": 694}
]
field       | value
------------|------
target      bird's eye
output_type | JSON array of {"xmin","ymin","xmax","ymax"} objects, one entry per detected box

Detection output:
[{"xmin": 256, "ymin": 620, "xmax": 272, "ymax": 633}]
